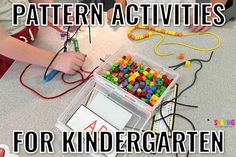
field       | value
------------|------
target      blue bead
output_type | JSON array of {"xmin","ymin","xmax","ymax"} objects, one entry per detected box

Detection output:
[
  {"xmin": 156, "ymin": 78, "xmax": 161, "ymax": 83},
  {"xmin": 146, "ymin": 94, "xmax": 152, "ymax": 100},
  {"xmin": 151, "ymin": 85, "xmax": 157, "ymax": 92}
]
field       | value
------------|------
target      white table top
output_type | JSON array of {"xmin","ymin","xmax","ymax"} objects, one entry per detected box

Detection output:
[{"xmin": 0, "ymin": 23, "xmax": 236, "ymax": 157}]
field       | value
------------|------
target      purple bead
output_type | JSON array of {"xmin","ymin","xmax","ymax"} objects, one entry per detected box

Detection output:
[
  {"xmin": 140, "ymin": 81, "xmax": 145, "ymax": 89},
  {"xmin": 119, "ymin": 66, "xmax": 124, "ymax": 71},
  {"xmin": 131, "ymin": 87, "xmax": 137, "ymax": 93},
  {"xmin": 122, "ymin": 80, "xmax": 128, "ymax": 87},
  {"xmin": 147, "ymin": 89, "xmax": 153, "ymax": 95},
  {"xmin": 134, "ymin": 84, "xmax": 139, "ymax": 89}
]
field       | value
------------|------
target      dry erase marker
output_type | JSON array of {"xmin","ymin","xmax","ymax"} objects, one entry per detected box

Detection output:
[{"xmin": 44, "ymin": 70, "xmax": 59, "ymax": 82}]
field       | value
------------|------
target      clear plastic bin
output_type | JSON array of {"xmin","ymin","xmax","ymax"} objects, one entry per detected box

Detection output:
[
  {"xmin": 94, "ymin": 49, "xmax": 179, "ymax": 113},
  {"xmin": 56, "ymin": 48, "xmax": 179, "ymax": 157}
]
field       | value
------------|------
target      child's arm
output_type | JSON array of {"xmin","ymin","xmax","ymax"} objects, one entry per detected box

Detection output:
[
  {"xmin": 107, "ymin": 0, "xmax": 127, "ymax": 21},
  {"xmin": 190, "ymin": 0, "xmax": 228, "ymax": 32},
  {"xmin": 0, "ymin": 25, "xmax": 86, "ymax": 74}
]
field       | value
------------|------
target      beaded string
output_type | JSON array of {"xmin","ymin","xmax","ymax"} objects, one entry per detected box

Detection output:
[{"xmin": 127, "ymin": 25, "xmax": 221, "ymax": 57}]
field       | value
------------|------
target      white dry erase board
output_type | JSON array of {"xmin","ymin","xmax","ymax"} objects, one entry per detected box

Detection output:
[
  {"xmin": 87, "ymin": 92, "xmax": 133, "ymax": 130},
  {"xmin": 66, "ymin": 105, "xmax": 118, "ymax": 133}
]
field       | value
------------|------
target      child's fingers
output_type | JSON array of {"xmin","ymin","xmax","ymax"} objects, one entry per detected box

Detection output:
[
  {"xmin": 0, "ymin": 148, "xmax": 5, "ymax": 157},
  {"xmin": 189, "ymin": 25, "xmax": 197, "ymax": 32},
  {"xmin": 74, "ymin": 58, "xmax": 84, "ymax": 67},
  {"xmin": 194, "ymin": 26, "xmax": 204, "ymax": 32},
  {"xmin": 72, "ymin": 64, "xmax": 81, "ymax": 72},
  {"xmin": 67, "ymin": 69, "xmax": 77, "ymax": 75},
  {"xmin": 201, "ymin": 26, "xmax": 211, "ymax": 32},
  {"xmin": 75, "ymin": 53, "xmax": 86, "ymax": 61}
]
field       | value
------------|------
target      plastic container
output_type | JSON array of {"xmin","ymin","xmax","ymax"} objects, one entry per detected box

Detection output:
[
  {"xmin": 94, "ymin": 49, "xmax": 179, "ymax": 113},
  {"xmin": 56, "ymin": 48, "xmax": 179, "ymax": 156}
]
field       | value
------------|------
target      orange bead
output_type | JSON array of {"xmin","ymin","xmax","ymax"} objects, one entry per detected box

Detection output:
[
  {"xmin": 135, "ymin": 25, "xmax": 140, "ymax": 29},
  {"xmin": 160, "ymin": 29, "xmax": 166, "ymax": 33},
  {"xmin": 178, "ymin": 53, "xmax": 185, "ymax": 60},
  {"xmin": 143, "ymin": 34, "xmax": 149, "ymax": 38},
  {"xmin": 176, "ymin": 32, "xmax": 183, "ymax": 36}
]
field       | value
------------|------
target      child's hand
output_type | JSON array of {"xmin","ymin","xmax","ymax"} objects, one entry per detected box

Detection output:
[
  {"xmin": 189, "ymin": 25, "xmax": 211, "ymax": 32},
  {"xmin": 0, "ymin": 148, "xmax": 5, "ymax": 157},
  {"xmin": 189, "ymin": 9, "xmax": 215, "ymax": 32},
  {"xmin": 107, "ymin": 8, "xmax": 113, "ymax": 21},
  {"xmin": 52, "ymin": 52, "xmax": 87, "ymax": 74}
]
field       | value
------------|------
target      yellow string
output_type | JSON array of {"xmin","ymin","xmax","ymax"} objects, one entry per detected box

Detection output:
[
  {"xmin": 163, "ymin": 32, "xmax": 221, "ymax": 52},
  {"xmin": 128, "ymin": 26, "xmax": 221, "ymax": 57},
  {"xmin": 152, "ymin": 33, "xmax": 176, "ymax": 56}
]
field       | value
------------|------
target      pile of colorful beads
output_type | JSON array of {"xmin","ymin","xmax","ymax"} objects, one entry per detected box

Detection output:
[{"xmin": 102, "ymin": 55, "xmax": 173, "ymax": 107}]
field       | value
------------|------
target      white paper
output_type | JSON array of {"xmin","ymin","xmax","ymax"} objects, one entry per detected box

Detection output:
[
  {"xmin": 67, "ymin": 105, "xmax": 117, "ymax": 133},
  {"xmin": 87, "ymin": 92, "xmax": 132, "ymax": 130}
]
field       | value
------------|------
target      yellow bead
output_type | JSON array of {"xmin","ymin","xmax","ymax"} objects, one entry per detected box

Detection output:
[
  {"xmin": 150, "ymin": 81, "xmax": 155, "ymax": 86},
  {"xmin": 129, "ymin": 76, "xmax": 135, "ymax": 82},
  {"xmin": 133, "ymin": 72, "xmax": 140, "ymax": 78},
  {"xmin": 143, "ymin": 71, "xmax": 148, "ymax": 76},
  {"xmin": 185, "ymin": 60, "xmax": 191, "ymax": 68},
  {"xmin": 137, "ymin": 88, "xmax": 142, "ymax": 93},
  {"xmin": 165, "ymin": 30, "xmax": 169, "ymax": 34},
  {"xmin": 171, "ymin": 31, "xmax": 176, "ymax": 36},
  {"xmin": 129, "ymin": 26, "xmax": 135, "ymax": 31},
  {"xmin": 149, "ymin": 70, "xmax": 155, "ymax": 74},
  {"xmin": 114, "ymin": 77, "xmax": 118, "ymax": 82},
  {"xmin": 155, "ymin": 28, "xmax": 161, "ymax": 32},
  {"xmin": 147, "ymin": 32, "xmax": 153, "ymax": 36},
  {"xmin": 105, "ymin": 71, "xmax": 110, "ymax": 75},
  {"xmin": 139, "ymin": 25, "xmax": 146, "ymax": 29},
  {"xmin": 134, "ymin": 36, "xmax": 139, "ymax": 40},
  {"xmin": 151, "ymin": 95, "xmax": 158, "ymax": 101},
  {"xmin": 139, "ymin": 35, "xmax": 144, "ymax": 39},
  {"xmin": 157, "ymin": 74, "xmax": 162, "ymax": 78}
]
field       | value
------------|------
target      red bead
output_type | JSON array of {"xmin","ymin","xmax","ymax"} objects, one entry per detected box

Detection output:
[
  {"xmin": 118, "ymin": 77, "xmax": 126, "ymax": 84},
  {"xmin": 114, "ymin": 68, "xmax": 119, "ymax": 73},
  {"xmin": 139, "ymin": 72, "xmax": 144, "ymax": 76},
  {"xmin": 136, "ymin": 76, "xmax": 142, "ymax": 82},
  {"xmin": 162, "ymin": 75, "xmax": 167, "ymax": 79},
  {"xmin": 122, "ymin": 56, "xmax": 126, "ymax": 60},
  {"xmin": 141, "ymin": 92, "xmax": 147, "ymax": 98},
  {"xmin": 146, "ymin": 67, "xmax": 151, "ymax": 72},
  {"xmin": 135, "ymin": 92, "xmax": 141, "ymax": 98}
]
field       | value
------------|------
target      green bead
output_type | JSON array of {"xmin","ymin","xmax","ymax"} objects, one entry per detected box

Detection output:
[
  {"xmin": 127, "ymin": 62, "xmax": 132, "ymax": 66},
  {"xmin": 158, "ymin": 81, "xmax": 163, "ymax": 86},
  {"xmin": 140, "ymin": 66, "xmax": 144, "ymax": 70},
  {"xmin": 145, "ymin": 80, "xmax": 150, "ymax": 85},
  {"xmin": 125, "ymin": 74, "xmax": 129, "ymax": 78},
  {"xmin": 111, "ymin": 66, "xmax": 116, "ymax": 71},
  {"xmin": 137, "ymin": 66, "xmax": 140, "ymax": 71},
  {"xmin": 155, "ymin": 93, "xmax": 160, "ymax": 97},
  {"xmin": 146, "ymin": 73, "xmax": 153, "ymax": 80},
  {"xmin": 127, "ymin": 84, "xmax": 133, "ymax": 90},
  {"xmin": 103, "ymin": 73, "xmax": 108, "ymax": 78},
  {"xmin": 161, "ymin": 86, "xmax": 166, "ymax": 92},
  {"xmin": 141, "ymin": 98, "xmax": 146, "ymax": 102},
  {"xmin": 113, "ymin": 63, "xmax": 119, "ymax": 68}
]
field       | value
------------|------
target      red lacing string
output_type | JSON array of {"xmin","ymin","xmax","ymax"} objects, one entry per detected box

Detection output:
[{"xmin": 19, "ymin": 64, "xmax": 99, "ymax": 99}]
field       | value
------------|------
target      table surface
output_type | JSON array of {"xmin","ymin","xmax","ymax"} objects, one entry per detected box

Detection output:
[{"xmin": 0, "ymin": 22, "xmax": 236, "ymax": 157}]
